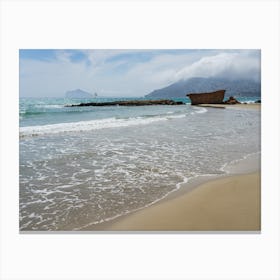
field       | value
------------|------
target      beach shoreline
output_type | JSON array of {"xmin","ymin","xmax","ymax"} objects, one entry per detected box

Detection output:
[
  {"xmin": 79, "ymin": 105, "xmax": 261, "ymax": 231},
  {"xmin": 80, "ymin": 151, "xmax": 260, "ymax": 231},
  {"xmin": 19, "ymin": 101, "xmax": 261, "ymax": 231},
  {"xmin": 197, "ymin": 103, "xmax": 261, "ymax": 110},
  {"xmin": 104, "ymin": 172, "xmax": 261, "ymax": 231}
]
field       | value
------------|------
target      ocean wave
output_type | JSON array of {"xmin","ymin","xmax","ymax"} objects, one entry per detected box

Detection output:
[
  {"xmin": 20, "ymin": 106, "xmax": 94, "ymax": 117},
  {"xmin": 190, "ymin": 107, "xmax": 208, "ymax": 115},
  {"xmin": 20, "ymin": 111, "xmax": 45, "ymax": 116},
  {"xmin": 241, "ymin": 100, "xmax": 258, "ymax": 104},
  {"xmin": 20, "ymin": 114, "xmax": 187, "ymax": 137},
  {"xmin": 193, "ymin": 107, "xmax": 208, "ymax": 114},
  {"xmin": 34, "ymin": 104, "xmax": 64, "ymax": 109}
]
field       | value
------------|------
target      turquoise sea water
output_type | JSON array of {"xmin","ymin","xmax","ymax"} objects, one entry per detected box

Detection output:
[
  {"xmin": 19, "ymin": 96, "xmax": 261, "ymax": 230},
  {"xmin": 19, "ymin": 96, "xmax": 260, "ymax": 127}
]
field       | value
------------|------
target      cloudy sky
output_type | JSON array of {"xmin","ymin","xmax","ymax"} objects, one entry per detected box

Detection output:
[{"xmin": 19, "ymin": 49, "xmax": 260, "ymax": 97}]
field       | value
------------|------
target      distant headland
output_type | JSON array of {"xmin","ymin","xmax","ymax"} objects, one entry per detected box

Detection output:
[{"xmin": 65, "ymin": 89, "xmax": 93, "ymax": 99}]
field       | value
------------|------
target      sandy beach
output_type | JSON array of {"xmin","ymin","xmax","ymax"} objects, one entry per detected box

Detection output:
[
  {"xmin": 107, "ymin": 172, "xmax": 260, "ymax": 231},
  {"xmin": 197, "ymin": 103, "xmax": 261, "ymax": 110},
  {"xmin": 103, "ymin": 104, "xmax": 261, "ymax": 231},
  {"xmin": 82, "ymin": 104, "xmax": 261, "ymax": 232},
  {"xmin": 20, "ymin": 99, "xmax": 261, "ymax": 231}
]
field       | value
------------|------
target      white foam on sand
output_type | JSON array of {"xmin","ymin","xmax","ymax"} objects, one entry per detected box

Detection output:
[{"xmin": 220, "ymin": 152, "xmax": 261, "ymax": 174}]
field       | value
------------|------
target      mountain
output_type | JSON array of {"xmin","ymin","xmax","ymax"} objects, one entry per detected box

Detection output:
[
  {"xmin": 65, "ymin": 89, "xmax": 93, "ymax": 99},
  {"xmin": 145, "ymin": 77, "xmax": 261, "ymax": 99}
]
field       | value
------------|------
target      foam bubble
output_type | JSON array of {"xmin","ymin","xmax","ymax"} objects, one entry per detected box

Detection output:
[
  {"xmin": 193, "ymin": 107, "xmax": 208, "ymax": 114},
  {"xmin": 35, "ymin": 104, "xmax": 64, "ymax": 109}
]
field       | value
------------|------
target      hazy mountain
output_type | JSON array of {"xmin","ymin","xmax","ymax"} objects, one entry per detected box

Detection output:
[
  {"xmin": 65, "ymin": 89, "xmax": 93, "ymax": 99},
  {"xmin": 146, "ymin": 77, "xmax": 261, "ymax": 98}
]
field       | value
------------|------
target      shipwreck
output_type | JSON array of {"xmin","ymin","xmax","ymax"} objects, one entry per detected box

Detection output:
[{"xmin": 186, "ymin": 90, "xmax": 226, "ymax": 105}]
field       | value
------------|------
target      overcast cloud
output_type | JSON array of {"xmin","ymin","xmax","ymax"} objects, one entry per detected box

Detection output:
[{"xmin": 19, "ymin": 49, "xmax": 260, "ymax": 97}]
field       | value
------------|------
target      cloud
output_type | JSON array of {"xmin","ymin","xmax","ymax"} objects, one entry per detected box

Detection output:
[
  {"xmin": 174, "ymin": 51, "xmax": 260, "ymax": 81},
  {"xmin": 19, "ymin": 49, "xmax": 260, "ymax": 97}
]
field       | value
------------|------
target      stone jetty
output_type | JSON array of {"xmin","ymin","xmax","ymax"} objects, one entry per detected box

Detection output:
[{"xmin": 66, "ymin": 99, "xmax": 184, "ymax": 107}]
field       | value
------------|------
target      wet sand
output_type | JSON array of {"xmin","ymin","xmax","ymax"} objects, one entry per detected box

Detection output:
[
  {"xmin": 78, "ymin": 105, "xmax": 261, "ymax": 232},
  {"xmin": 197, "ymin": 103, "xmax": 261, "ymax": 110},
  {"xmin": 106, "ymin": 172, "xmax": 261, "ymax": 231}
]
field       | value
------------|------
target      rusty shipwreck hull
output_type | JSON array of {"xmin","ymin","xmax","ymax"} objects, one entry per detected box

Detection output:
[{"xmin": 187, "ymin": 90, "xmax": 226, "ymax": 105}]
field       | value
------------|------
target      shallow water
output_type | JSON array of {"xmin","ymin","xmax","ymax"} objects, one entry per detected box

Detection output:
[{"xmin": 19, "ymin": 98, "xmax": 261, "ymax": 230}]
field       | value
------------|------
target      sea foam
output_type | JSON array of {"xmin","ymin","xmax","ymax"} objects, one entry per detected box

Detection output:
[{"xmin": 19, "ymin": 114, "xmax": 187, "ymax": 137}]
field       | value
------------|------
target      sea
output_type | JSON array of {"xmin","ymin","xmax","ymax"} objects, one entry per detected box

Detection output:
[{"xmin": 19, "ymin": 96, "xmax": 261, "ymax": 230}]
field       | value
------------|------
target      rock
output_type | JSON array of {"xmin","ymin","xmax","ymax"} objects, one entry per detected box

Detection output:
[
  {"xmin": 255, "ymin": 100, "xmax": 261, "ymax": 103},
  {"xmin": 66, "ymin": 99, "xmax": 184, "ymax": 107},
  {"xmin": 223, "ymin": 96, "xmax": 241, "ymax": 105}
]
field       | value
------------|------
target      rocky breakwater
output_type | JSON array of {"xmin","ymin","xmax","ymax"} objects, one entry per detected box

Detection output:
[
  {"xmin": 187, "ymin": 90, "xmax": 226, "ymax": 105},
  {"xmin": 223, "ymin": 96, "xmax": 241, "ymax": 105},
  {"xmin": 66, "ymin": 99, "xmax": 184, "ymax": 107}
]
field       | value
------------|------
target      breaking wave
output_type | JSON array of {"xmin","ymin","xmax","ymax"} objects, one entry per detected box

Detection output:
[{"xmin": 20, "ymin": 114, "xmax": 189, "ymax": 137}]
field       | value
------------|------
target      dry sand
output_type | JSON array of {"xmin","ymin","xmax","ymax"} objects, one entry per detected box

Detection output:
[{"xmin": 107, "ymin": 172, "xmax": 261, "ymax": 231}]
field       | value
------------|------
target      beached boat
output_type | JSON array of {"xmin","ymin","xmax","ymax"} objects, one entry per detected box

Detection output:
[{"xmin": 187, "ymin": 90, "xmax": 226, "ymax": 105}]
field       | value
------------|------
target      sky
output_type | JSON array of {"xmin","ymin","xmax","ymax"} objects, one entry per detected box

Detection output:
[{"xmin": 19, "ymin": 49, "xmax": 261, "ymax": 98}]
